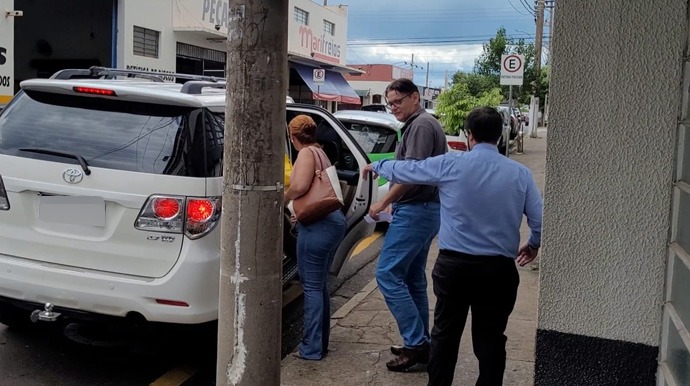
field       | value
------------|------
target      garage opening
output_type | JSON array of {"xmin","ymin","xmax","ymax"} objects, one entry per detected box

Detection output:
[{"xmin": 13, "ymin": 0, "xmax": 115, "ymax": 92}]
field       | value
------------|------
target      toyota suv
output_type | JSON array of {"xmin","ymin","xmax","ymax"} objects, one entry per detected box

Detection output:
[{"xmin": 0, "ymin": 67, "xmax": 376, "ymax": 328}]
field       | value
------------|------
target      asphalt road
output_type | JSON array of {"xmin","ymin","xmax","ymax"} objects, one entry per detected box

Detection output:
[{"xmin": 0, "ymin": 231, "xmax": 384, "ymax": 386}]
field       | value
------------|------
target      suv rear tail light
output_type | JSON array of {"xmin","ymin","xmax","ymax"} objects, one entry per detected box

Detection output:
[
  {"xmin": 0, "ymin": 176, "xmax": 9, "ymax": 210},
  {"xmin": 448, "ymin": 141, "xmax": 467, "ymax": 151},
  {"xmin": 185, "ymin": 197, "xmax": 221, "ymax": 240},
  {"xmin": 135, "ymin": 195, "xmax": 184, "ymax": 233},
  {"xmin": 152, "ymin": 197, "xmax": 181, "ymax": 220},
  {"xmin": 134, "ymin": 195, "xmax": 221, "ymax": 239}
]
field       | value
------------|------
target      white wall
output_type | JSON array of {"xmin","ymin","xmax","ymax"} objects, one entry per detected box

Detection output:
[
  {"xmin": 539, "ymin": 0, "xmax": 685, "ymax": 346},
  {"xmin": 287, "ymin": 0, "xmax": 348, "ymax": 66},
  {"xmin": 118, "ymin": 0, "xmax": 347, "ymax": 76},
  {"xmin": 118, "ymin": 0, "xmax": 176, "ymax": 76}
]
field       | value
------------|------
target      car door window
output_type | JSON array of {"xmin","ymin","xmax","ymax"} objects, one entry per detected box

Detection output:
[
  {"xmin": 285, "ymin": 110, "xmax": 359, "ymax": 173},
  {"xmin": 340, "ymin": 121, "xmax": 397, "ymax": 154}
]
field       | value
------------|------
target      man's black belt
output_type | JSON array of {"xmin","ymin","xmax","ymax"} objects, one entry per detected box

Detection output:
[{"xmin": 439, "ymin": 249, "xmax": 511, "ymax": 260}]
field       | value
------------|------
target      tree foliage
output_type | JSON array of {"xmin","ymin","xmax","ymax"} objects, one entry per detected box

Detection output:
[
  {"xmin": 436, "ymin": 27, "xmax": 551, "ymax": 133},
  {"xmin": 452, "ymin": 27, "xmax": 550, "ymax": 107},
  {"xmin": 436, "ymin": 84, "xmax": 503, "ymax": 135}
]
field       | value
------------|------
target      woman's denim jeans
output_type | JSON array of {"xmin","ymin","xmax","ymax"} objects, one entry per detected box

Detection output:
[
  {"xmin": 376, "ymin": 201, "xmax": 440, "ymax": 348},
  {"xmin": 296, "ymin": 209, "xmax": 347, "ymax": 359}
]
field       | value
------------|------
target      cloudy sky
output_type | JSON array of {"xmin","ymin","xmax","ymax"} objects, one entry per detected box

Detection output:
[{"xmin": 330, "ymin": 0, "xmax": 549, "ymax": 88}]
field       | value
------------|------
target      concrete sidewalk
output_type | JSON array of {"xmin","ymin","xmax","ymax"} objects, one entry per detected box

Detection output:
[{"xmin": 281, "ymin": 131, "xmax": 547, "ymax": 386}]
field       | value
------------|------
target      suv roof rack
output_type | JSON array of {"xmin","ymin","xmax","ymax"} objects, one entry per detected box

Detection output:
[
  {"xmin": 50, "ymin": 66, "xmax": 227, "ymax": 83},
  {"xmin": 180, "ymin": 81, "xmax": 226, "ymax": 95}
]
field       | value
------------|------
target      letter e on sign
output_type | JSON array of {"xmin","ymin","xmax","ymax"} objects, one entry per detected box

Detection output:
[
  {"xmin": 313, "ymin": 69, "xmax": 325, "ymax": 85},
  {"xmin": 500, "ymin": 54, "xmax": 525, "ymax": 86}
]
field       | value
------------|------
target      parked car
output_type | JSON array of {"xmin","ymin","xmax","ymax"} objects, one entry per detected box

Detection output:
[
  {"xmin": 334, "ymin": 110, "xmax": 402, "ymax": 198},
  {"xmin": 360, "ymin": 104, "xmax": 391, "ymax": 114},
  {"xmin": 496, "ymin": 105, "xmax": 520, "ymax": 154},
  {"xmin": 0, "ymin": 67, "xmax": 376, "ymax": 328},
  {"xmin": 425, "ymin": 108, "xmax": 468, "ymax": 152}
]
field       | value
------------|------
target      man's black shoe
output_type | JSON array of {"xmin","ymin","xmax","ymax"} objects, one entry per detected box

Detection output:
[
  {"xmin": 390, "ymin": 345, "xmax": 404, "ymax": 356},
  {"xmin": 386, "ymin": 343, "xmax": 429, "ymax": 372}
]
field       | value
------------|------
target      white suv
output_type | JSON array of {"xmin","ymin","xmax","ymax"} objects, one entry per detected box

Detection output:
[{"xmin": 0, "ymin": 67, "xmax": 375, "ymax": 328}]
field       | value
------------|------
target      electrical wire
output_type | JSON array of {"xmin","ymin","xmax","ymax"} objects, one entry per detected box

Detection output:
[{"xmin": 507, "ymin": 0, "xmax": 529, "ymax": 15}]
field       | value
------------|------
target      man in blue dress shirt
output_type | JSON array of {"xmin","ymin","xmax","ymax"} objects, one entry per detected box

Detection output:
[{"xmin": 362, "ymin": 106, "xmax": 543, "ymax": 386}]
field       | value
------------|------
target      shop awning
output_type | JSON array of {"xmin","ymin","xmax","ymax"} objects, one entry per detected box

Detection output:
[{"xmin": 292, "ymin": 64, "xmax": 361, "ymax": 105}]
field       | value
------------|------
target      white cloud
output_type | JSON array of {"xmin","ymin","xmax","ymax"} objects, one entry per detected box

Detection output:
[{"xmin": 347, "ymin": 44, "xmax": 485, "ymax": 87}]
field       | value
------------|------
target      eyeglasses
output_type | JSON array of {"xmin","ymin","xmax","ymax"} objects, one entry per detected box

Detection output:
[{"xmin": 386, "ymin": 94, "xmax": 411, "ymax": 108}]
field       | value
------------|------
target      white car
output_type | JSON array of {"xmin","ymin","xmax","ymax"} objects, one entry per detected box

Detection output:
[
  {"xmin": 333, "ymin": 110, "xmax": 403, "ymax": 199},
  {"xmin": 0, "ymin": 67, "xmax": 376, "ymax": 328}
]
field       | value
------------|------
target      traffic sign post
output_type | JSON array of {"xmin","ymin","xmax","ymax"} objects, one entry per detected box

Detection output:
[
  {"xmin": 313, "ymin": 68, "xmax": 325, "ymax": 107},
  {"xmin": 500, "ymin": 54, "xmax": 525, "ymax": 158}
]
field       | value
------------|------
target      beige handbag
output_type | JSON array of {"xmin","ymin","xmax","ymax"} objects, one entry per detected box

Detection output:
[{"xmin": 288, "ymin": 146, "xmax": 344, "ymax": 224}]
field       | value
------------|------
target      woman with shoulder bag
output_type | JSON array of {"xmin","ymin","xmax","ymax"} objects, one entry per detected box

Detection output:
[{"xmin": 284, "ymin": 114, "xmax": 347, "ymax": 360}]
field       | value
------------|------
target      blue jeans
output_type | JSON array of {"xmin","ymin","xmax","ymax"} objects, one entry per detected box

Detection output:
[
  {"xmin": 296, "ymin": 210, "xmax": 347, "ymax": 359},
  {"xmin": 377, "ymin": 201, "xmax": 440, "ymax": 348}
]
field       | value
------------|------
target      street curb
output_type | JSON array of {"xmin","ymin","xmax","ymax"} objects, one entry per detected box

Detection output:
[{"xmin": 330, "ymin": 277, "xmax": 378, "ymax": 328}]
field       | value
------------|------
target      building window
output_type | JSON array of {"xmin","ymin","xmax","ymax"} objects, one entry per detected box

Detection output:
[
  {"xmin": 324, "ymin": 20, "xmax": 335, "ymax": 36},
  {"xmin": 133, "ymin": 26, "xmax": 160, "ymax": 59},
  {"xmin": 294, "ymin": 7, "xmax": 309, "ymax": 26}
]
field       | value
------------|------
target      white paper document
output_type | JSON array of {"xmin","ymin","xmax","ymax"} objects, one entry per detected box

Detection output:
[{"xmin": 364, "ymin": 212, "xmax": 393, "ymax": 224}]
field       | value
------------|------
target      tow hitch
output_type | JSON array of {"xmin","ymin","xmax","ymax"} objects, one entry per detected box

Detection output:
[{"xmin": 30, "ymin": 303, "xmax": 61, "ymax": 323}]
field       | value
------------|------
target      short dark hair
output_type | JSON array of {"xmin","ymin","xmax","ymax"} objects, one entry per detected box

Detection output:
[
  {"xmin": 385, "ymin": 78, "xmax": 418, "ymax": 96},
  {"xmin": 464, "ymin": 107, "xmax": 503, "ymax": 144}
]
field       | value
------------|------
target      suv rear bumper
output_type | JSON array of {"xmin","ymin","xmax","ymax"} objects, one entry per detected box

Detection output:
[{"xmin": 0, "ymin": 246, "xmax": 220, "ymax": 325}]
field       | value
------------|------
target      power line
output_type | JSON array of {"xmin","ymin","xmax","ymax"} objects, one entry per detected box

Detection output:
[
  {"xmin": 518, "ymin": 0, "xmax": 536, "ymax": 14},
  {"xmin": 507, "ymin": 0, "xmax": 529, "ymax": 16},
  {"xmin": 347, "ymin": 36, "xmax": 544, "ymax": 47}
]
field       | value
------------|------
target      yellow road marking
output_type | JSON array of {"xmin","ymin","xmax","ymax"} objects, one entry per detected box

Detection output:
[
  {"xmin": 149, "ymin": 364, "xmax": 198, "ymax": 386},
  {"xmin": 351, "ymin": 231, "xmax": 384, "ymax": 257}
]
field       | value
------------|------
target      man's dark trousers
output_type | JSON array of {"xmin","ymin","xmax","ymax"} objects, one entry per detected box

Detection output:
[{"xmin": 427, "ymin": 250, "xmax": 519, "ymax": 386}]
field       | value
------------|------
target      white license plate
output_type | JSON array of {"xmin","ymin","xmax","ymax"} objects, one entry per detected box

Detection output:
[{"xmin": 39, "ymin": 196, "xmax": 106, "ymax": 227}]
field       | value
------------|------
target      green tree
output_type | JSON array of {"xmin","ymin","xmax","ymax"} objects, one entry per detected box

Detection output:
[
  {"xmin": 436, "ymin": 83, "xmax": 503, "ymax": 135},
  {"xmin": 451, "ymin": 72, "xmax": 498, "ymax": 98},
  {"xmin": 472, "ymin": 27, "xmax": 549, "ymax": 107}
]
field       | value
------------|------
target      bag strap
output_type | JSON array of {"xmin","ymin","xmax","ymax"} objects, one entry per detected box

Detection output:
[{"xmin": 306, "ymin": 146, "xmax": 329, "ymax": 173}]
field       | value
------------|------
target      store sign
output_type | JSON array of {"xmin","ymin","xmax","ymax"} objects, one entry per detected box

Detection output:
[
  {"xmin": 201, "ymin": 0, "xmax": 229, "ymax": 28},
  {"xmin": 0, "ymin": 8, "xmax": 14, "ymax": 103},
  {"xmin": 298, "ymin": 25, "xmax": 341, "ymax": 64}
]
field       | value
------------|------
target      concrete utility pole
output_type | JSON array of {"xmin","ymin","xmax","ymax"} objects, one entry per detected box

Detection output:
[
  {"xmin": 217, "ymin": 1, "xmax": 288, "ymax": 385},
  {"xmin": 424, "ymin": 62, "xmax": 430, "ymax": 108},
  {"xmin": 531, "ymin": 0, "xmax": 546, "ymax": 137}
]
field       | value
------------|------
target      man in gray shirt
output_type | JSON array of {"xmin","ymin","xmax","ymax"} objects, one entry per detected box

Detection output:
[{"xmin": 368, "ymin": 78, "xmax": 447, "ymax": 372}]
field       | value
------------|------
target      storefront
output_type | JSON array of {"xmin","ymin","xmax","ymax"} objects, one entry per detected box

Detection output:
[
  {"xmin": 119, "ymin": 0, "xmax": 361, "ymax": 110},
  {"xmin": 284, "ymin": 0, "xmax": 361, "ymax": 111}
]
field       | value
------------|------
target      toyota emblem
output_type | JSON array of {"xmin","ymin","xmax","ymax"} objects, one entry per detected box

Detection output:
[{"xmin": 62, "ymin": 168, "xmax": 84, "ymax": 184}]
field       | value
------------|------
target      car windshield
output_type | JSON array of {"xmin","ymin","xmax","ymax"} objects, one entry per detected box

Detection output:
[{"xmin": 0, "ymin": 91, "xmax": 200, "ymax": 175}]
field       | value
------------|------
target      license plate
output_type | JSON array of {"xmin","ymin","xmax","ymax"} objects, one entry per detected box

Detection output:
[{"xmin": 39, "ymin": 196, "xmax": 106, "ymax": 227}]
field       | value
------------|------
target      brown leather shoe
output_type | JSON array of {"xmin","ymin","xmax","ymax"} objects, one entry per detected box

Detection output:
[{"xmin": 386, "ymin": 343, "xmax": 429, "ymax": 372}]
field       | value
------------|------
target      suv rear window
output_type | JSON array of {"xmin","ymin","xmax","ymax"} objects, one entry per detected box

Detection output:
[{"xmin": 0, "ymin": 92, "xmax": 205, "ymax": 176}]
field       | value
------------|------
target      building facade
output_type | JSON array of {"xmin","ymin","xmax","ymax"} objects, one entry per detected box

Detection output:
[
  {"xmin": 0, "ymin": 0, "xmax": 361, "ymax": 111},
  {"xmin": 344, "ymin": 64, "xmax": 414, "ymax": 106},
  {"xmin": 537, "ymin": 1, "xmax": 690, "ymax": 385}
]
